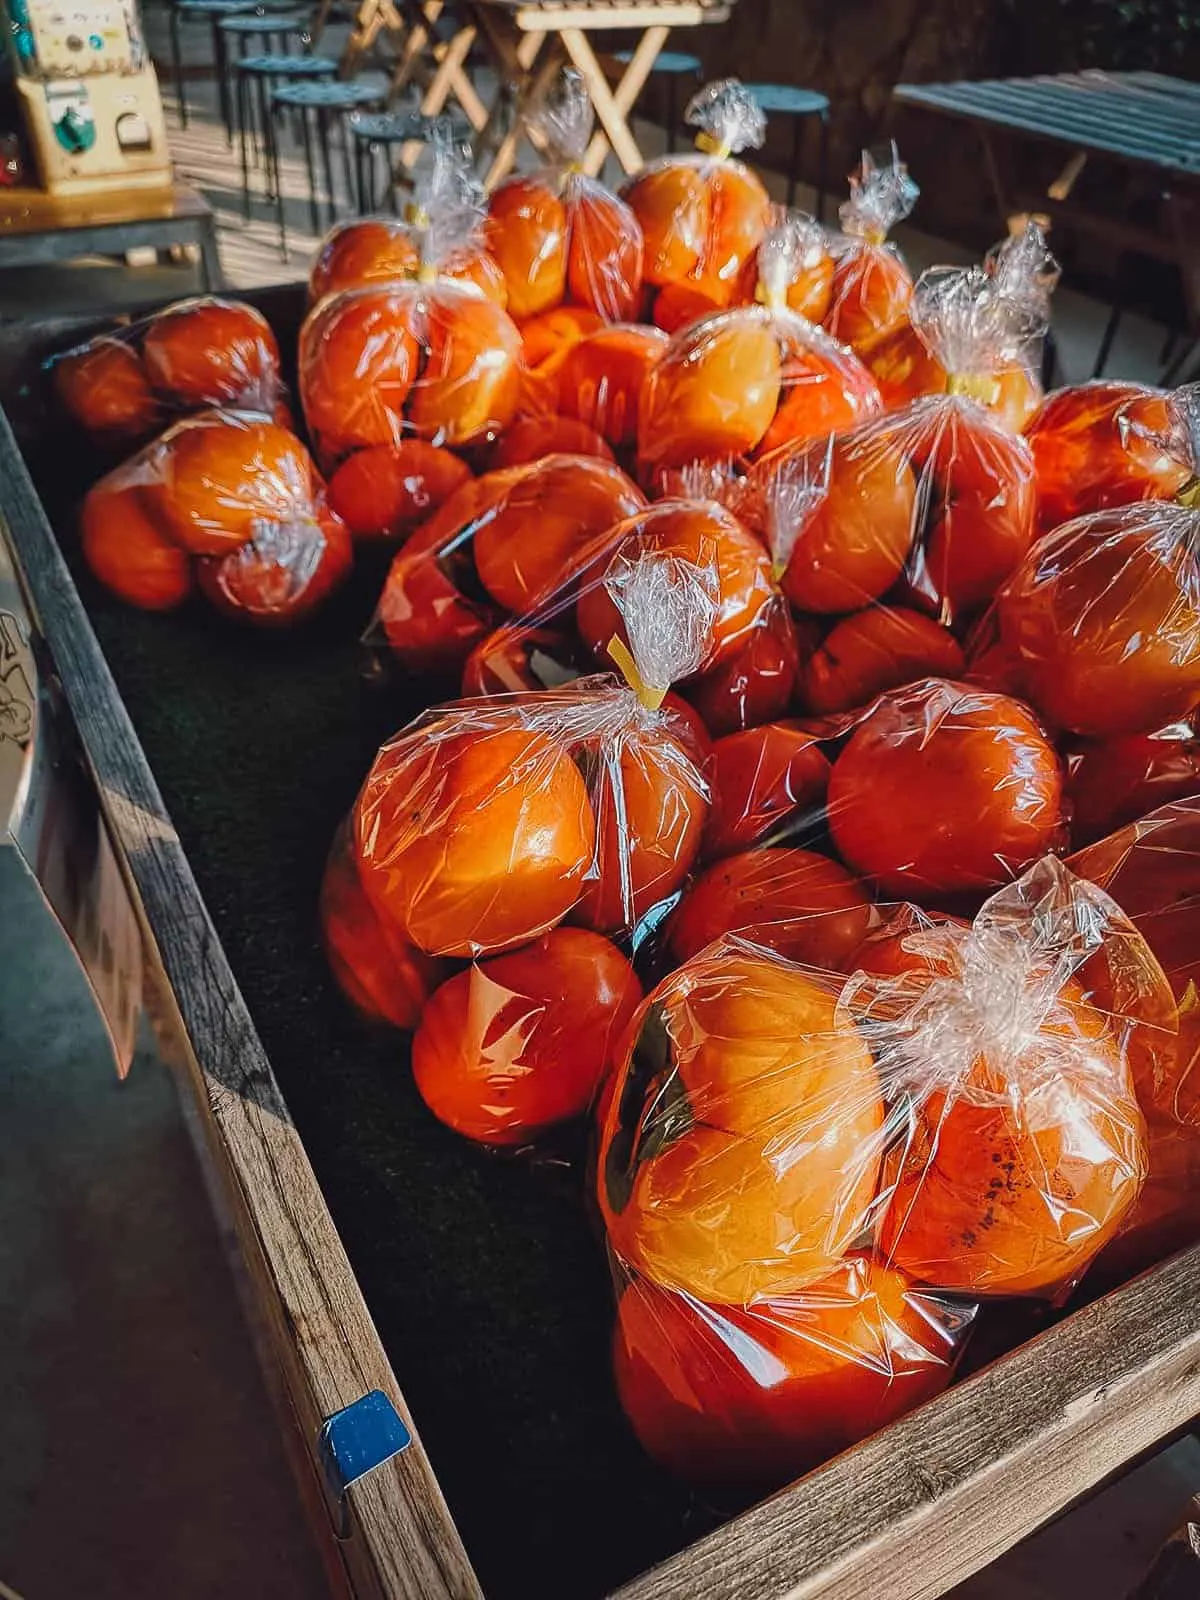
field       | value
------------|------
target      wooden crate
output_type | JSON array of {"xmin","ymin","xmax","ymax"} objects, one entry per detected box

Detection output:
[{"xmin": 4, "ymin": 285, "xmax": 1200, "ymax": 1600}]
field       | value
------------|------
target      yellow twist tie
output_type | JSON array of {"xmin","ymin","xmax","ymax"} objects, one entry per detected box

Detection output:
[
  {"xmin": 402, "ymin": 202, "xmax": 430, "ymax": 228},
  {"xmin": 946, "ymin": 372, "xmax": 1000, "ymax": 407},
  {"xmin": 694, "ymin": 131, "xmax": 732, "ymax": 160},
  {"xmin": 607, "ymin": 635, "xmax": 666, "ymax": 711},
  {"xmin": 863, "ymin": 227, "xmax": 887, "ymax": 247},
  {"xmin": 771, "ymin": 557, "xmax": 788, "ymax": 583},
  {"xmin": 1177, "ymin": 477, "xmax": 1200, "ymax": 509},
  {"xmin": 415, "ymin": 263, "xmax": 438, "ymax": 283},
  {"xmin": 754, "ymin": 280, "xmax": 787, "ymax": 313}
]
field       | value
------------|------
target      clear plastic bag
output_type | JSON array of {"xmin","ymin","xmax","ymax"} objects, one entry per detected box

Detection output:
[
  {"xmin": 622, "ymin": 78, "xmax": 771, "ymax": 332},
  {"xmin": 50, "ymin": 294, "xmax": 285, "ymax": 447},
  {"xmin": 368, "ymin": 451, "xmax": 645, "ymax": 679},
  {"xmin": 611, "ymin": 1252, "xmax": 970, "ymax": 1493},
  {"xmin": 637, "ymin": 216, "xmax": 882, "ymax": 477},
  {"xmin": 299, "ymin": 142, "xmax": 524, "ymax": 467},
  {"xmin": 462, "ymin": 496, "xmax": 778, "ymax": 708},
  {"xmin": 752, "ymin": 273, "xmax": 1039, "ymax": 630},
  {"xmin": 78, "ymin": 408, "xmax": 352, "ymax": 624},
  {"xmin": 326, "ymin": 439, "xmax": 473, "ymax": 545},
  {"xmin": 823, "ymin": 146, "xmax": 918, "ymax": 354},
  {"xmin": 734, "ymin": 205, "xmax": 835, "ymax": 325},
  {"xmin": 1068, "ymin": 799, "xmax": 1200, "ymax": 1286},
  {"xmin": 556, "ymin": 322, "xmax": 670, "ymax": 451},
  {"xmin": 310, "ymin": 126, "xmax": 507, "ymax": 308},
  {"xmin": 484, "ymin": 68, "xmax": 644, "ymax": 323},
  {"xmin": 1024, "ymin": 379, "xmax": 1197, "ymax": 532},
  {"xmin": 992, "ymin": 501, "xmax": 1200, "ymax": 738},
  {"xmin": 599, "ymin": 857, "xmax": 1148, "ymax": 1318},
  {"xmin": 1067, "ymin": 715, "xmax": 1200, "ymax": 850},
  {"xmin": 864, "ymin": 223, "xmax": 1057, "ymax": 431}
]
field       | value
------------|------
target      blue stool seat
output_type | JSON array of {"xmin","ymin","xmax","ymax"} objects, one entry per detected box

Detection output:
[
  {"xmin": 273, "ymin": 79, "xmax": 380, "ymax": 109},
  {"xmin": 742, "ymin": 83, "xmax": 830, "ymax": 116},
  {"xmin": 239, "ymin": 51, "xmax": 335, "ymax": 73},
  {"xmin": 613, "ymin": 48, "xmax": 700, "ymax": 73},
  {"xmin": 177, "ymin": 0, "xmax": 257, "ymax": 15},
  {"xmin": 349, "ymin": 109, "xmax": 470, "ymax": 145},
  {"xmin": 220, "ymin": 11, "xmax": 307, "ymax": 32}
]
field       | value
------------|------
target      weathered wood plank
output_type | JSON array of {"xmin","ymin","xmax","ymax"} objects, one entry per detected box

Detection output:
[{"xmin": 0, "ymin": 408, "xmax": 481, "ymax": 1600}]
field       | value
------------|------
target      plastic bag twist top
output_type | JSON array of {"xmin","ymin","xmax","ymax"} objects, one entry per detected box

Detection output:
[
  {"xmin": 843, "ymin": 856, "xmax": 1156, "ymax": 1107},
  {"xmin": 401, "ymin": 122, "xmax": 488, "ymax": 276},
  {"xmin": 756, "ymin": 212, "xmax": 829, "ymax": 310},
  {"xmin": 527, "ymin": 66, "xmax": 595, "ymax": 171},
  {"xmin": 909, "ymin": 264, "xmax": 1045, "ymax": 387},
  {"xmin": 761, "ymin": 437, "xmax": 833, "ymax": 575},
  {"xmin": 685, "ymin": 77, "xmax": 766, "ymax": 158},
  {"xmin": 603, "ymin": 549, "xmax": 721, "ymax": 706},
  {"xmin": 984, "ymin": 219, "xmax": 1060, "ymax": 323},
  {"xmin": 838, "ymin": 144, "xmax": 918, "ymax": 244}
]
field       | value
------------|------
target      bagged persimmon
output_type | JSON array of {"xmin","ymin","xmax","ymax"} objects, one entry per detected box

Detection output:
[
  {"xmin": 623, "ymin": 78, "xmax": 771, "ymax": 332},
  {"xmin": 734, "ymin": 206, "xmax": 835, "ymax": 326},
  {"xmin": 1067, "ymin": 716, "xmax": 1200, "ymax": 850},
  {"xmin": 1025, "ymin": 379, "xmax": 1196, "ymax": 532},
  {"xmin": 994, "ymin": 501, "xmax": 1200, "ymax": 738},
  {"xmin": 823, "ymin": 146, "xmax": 918, "ymax": 353},
  {"xmin": 79, "ymin": 408, "xmax": 352, "ymax": 625},
  {"xmin": 556, "ymin": 322, "xmax": 670, "ymax": 452},
  {"xmin": 865, "ymin": 221, "xmax": 1058, "ymax": 432},
  {"xmin": 637, "ymin": 216, "xmax": 882, "ymax": 476},
  {"xmin": 612, "ymin": 1253, "xmax": 969, "ymax": 1493},
  {"xmin": 368, "ymin": 451, "xmax": 644, "ymax": 679},
  {"xmin": 351, "ymin": 558, "xmax": 718, "ymax": 960},
  {"xmin": 299, "ymin": 143, "xmax": 523, "ymax": 466},
  {"xmin": 484, "ymin": 69, "xmax": 644, "ymax": 323},
  {"xmin": 755, "ymin": 264, "xmax": 1039, "ymax": 628},
  {"xmin": 1068, "ymin": 800, "xmax": 1200, "ymax": 1284},
  {"xmin": 462, "ymin": 494, "xmax": 777, "ymax": 706},
  {"xmin": 51, "ymin": 294, "xmax": 285, "ymax": 448}
]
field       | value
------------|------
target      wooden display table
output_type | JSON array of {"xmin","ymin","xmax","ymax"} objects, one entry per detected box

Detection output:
[
  {"xmin": 3, "ymin": 285, "xmax": 1200, "ymax": 1600},
  {"xmin": 0, "ymin": 183, "xmax": 222, "ymax": 290}
]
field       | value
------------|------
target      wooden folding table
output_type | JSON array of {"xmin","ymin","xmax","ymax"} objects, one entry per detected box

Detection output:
[{"xmin": 467, "ymin": 1, "xmax": 732, "ymax": 187}]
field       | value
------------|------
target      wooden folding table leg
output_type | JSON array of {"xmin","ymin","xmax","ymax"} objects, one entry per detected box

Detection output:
[
  {"xmin": 579, "ymin": 24, "xmax": 668, "ymax": 177},
  {"xmin": 481, "ymin": 38, "xmax": 564, "ymax": 190},
  {"xmin": 469, "ymin": 7, "xmax": 545, "ymax": 178},
  {"xmin": 386, "ymin": 0, "xmax": 437, "ymax": 104},
  {"xmin": 419, "ymin": 25, "xmax": 487, "ymax": 129},
  {"xmin": 558, "ymin": 26, "xmax": 645, "ymax": 177}
]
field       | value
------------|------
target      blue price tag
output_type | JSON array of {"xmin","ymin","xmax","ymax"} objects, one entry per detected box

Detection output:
[{"xmin": 320, "ymin": 1390, "xmax": 412, "ymax": 1498}]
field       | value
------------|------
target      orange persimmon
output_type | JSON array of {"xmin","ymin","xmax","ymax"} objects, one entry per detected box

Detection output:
[
  {"xmin": 597, "ymin": 947, "xmax": 884, "ymax": 1304},
  {"xmin": 575, "ymin": 501, "xmax": 775, "ymax": 672},
  {"xmin": 700, "ymin": 723, "xmax": 831, "ymax": 862},
  {"xmin": 79, "ymin": 480, "xmax": 193, "ymax": 611},
  {"xmin": 195, "ymin": 505, "xmax": 353, "ymax": 626},
  {"xmin": 299, "ymin": 288, "xmax": 421, "ymax": 460},
  {"xmin": 825, "ymin": 246, "xmax": 913, "ymax": 354},
  {"xmin": 490, "ymin": 414, "xmax": 614, "ymax": 468},
  {"xmin": 803, "ymin": 606, "xmax": 965, "ymax": 715},
  {"xmin": 827, "ymin": 678, "xmax": 1064, "ymax": 897},
  {"xmin": 669, "ymin": 845, "xmax": 873, "ymax": 968},
  {"xmin": 152, "ymin": 413, "xmax": 318, "ymax": 556},
  {"xmin": 54, "ymin": 336, "xmax": 160, "ymax": 440},
  {"xmin": 326, "ymin": 440, "xmax": 472, "ymax": 543},
  {"xmin": 681, "ymin": 598, "xmax": 803, "ymax": 737},
  {"xmin": 405, "ymin": 287, "xmax": 524, "ymax": 446},
  {"xmin": 308, "ymin": 217, "xmax": 506, "ymax": 307},
  {"xmin": 625, "ymin": 160, "xmax": 769, "ymax": 303},
  {"xmin": 1069, "ymin": 724, "xmax": 1200, "ymax": 849},
  {"xmin": 484, "ymin": 176, "xmax": 568, "ymax": 320},
  {"xmin": 613, "ymin": 1256, "xmax": 960, "ymax": 1490},
  {"xmin": 319, "ymin": 822, "xmax": 446, "ymax": 1029},
  {"xmin": 997, "ymin": 505, "xmax": 1200, "ymax": 738},
  {"xmin": 865, "ymin": 318, "xmax": 1042, "ymax": 432},
  {"xmin": 141, "ymin": 297, "xmax": 281, "ymax": 412},
  {"xmin": 1024, "ymin": 381, "xmax": 1193, "ymax": 531},
  {"xmin": 558, "ymin": 324, "xmax": 670, "ymax": 450},
  {"xmin": 470, "ymin": 453, "xmax": 645, "ymax": 614},
  {"xmin": 638, "ymin": 311, "xmax": 783, "ymax": 471},
  {"xmin": 354, "ymin": 716, "xmax": 597, "ymax": 958},
  {"xmin": 412, "ymin": 926, "xmax": 642, "ymax": 1145}
]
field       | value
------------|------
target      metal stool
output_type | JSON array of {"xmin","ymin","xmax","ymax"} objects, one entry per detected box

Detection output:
[
  {"xmin": 235, "ymin": 53, "xmax": 337, "ymax": 219},
  {"xmin": 349, "ymin": 109, "xmax": 471, "ymax": 213},
  {"xmin": 169, "ymin": 0, "xmax": 297, "ymax": 132},
  {"xmin": 741, "ymin": 83, "xmax": 830, "ymax": 220},
  {"xmin": 220, "ymin": 11, "xmax": 310, "ymax": 144},
  {"xmin": 271, "ymin": 78, "xmax": 383, "ymax": 257},
  {"xmin": 612, "ymin": 49, "xmax": 700, "ymax": 156}
]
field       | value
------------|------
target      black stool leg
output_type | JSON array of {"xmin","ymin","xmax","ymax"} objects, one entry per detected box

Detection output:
[
  {"xmin": 340, "ymin": 113, "xmax": 357, "ymax": 217},
  {"xmin": 171, "ymin": 5, "xmax": 188, "ymax": 128},
  {"xmin": 255, "ymin": 73, "xmax": 270, "ymax": 173},
  {"xmin": 1093, "ymin": 255, "xmax": 1127, "ymax": 378},
  {"xmin": 299, "ymin": 105, "xmax": 321, "ymax": 234},
  {"xmin": 816, "ymin": 110, "xmax": 829, "ymax": 224},
  {"xmin": 666, "ymin": 75, "xmax": 677, "ymax": 156},
  {"xmin": 212, "ymin": 18, "xmax": 233, "ymax": 144},
  {"xmin": 270, "ymin": 102, "xmax": 289, "ymax": 262},
  {"xmin": 237, "ymin": 69, "xmax": 252, "ymax": 218},
  {"xmin": 317, "ymin": 105, "xmax": 337, "ymax": 227}
]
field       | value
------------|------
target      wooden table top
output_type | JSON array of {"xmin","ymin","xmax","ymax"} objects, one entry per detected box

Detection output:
[{"xmin": 0, "ymin": 182, "xmax": 210, "ymax": 238}]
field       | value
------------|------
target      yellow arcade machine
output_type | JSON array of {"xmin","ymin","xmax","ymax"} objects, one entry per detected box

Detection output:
[{"xmin": 2, "ymin": 0, "xmax": 171, "ymax": 196}]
